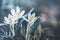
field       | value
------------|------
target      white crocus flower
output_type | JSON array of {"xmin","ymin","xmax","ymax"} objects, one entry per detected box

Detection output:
[
  {"xmin": 4, "ymin": 14, "xmax": 16, "ymax": 37},
  {"xmin": 28, "ymin": 13, "xmax": 35, "ymax": 21},
  {"xmin": 28, "ymin": 13, "xmax": 39, "ymax": 26},
  {"xmin": 4, "ymin": 14, "xmax": 16, "ymax": 24},
  {"xmin": 11, "ymin": 6, "xmax": 25, "ymax": 20},
  {"xmin": 23, "ymin": 13, "xmax": 36, "ymax": 22},
  {"xmin": 23, "ymin": 12, "xmax": 39, "ymax": 26},
  {"xmin": 26, "ymin": 13, "xmax": 39, "ymax": 40}
]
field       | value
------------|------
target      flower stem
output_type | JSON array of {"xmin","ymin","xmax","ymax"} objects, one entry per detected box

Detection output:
[
  {"xmin": 26, "ymin": 24, "xmax": 30, "ymax": 40},
  {"xmin": 12, "ymin": 24, "xmax": 15, "ymax": 37},
  {"xmin": 10, "ymin": 24, "xmax": 15, "ymax": 37}
]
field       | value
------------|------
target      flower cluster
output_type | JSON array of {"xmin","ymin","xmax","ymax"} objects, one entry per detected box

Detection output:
[
  {"xmin": 0, "ymin": 6, "xmax": 39, "ymax": 39},
  {"xmin": 4, "ymin": 6, "xmax": 25, "ymax": 24}
]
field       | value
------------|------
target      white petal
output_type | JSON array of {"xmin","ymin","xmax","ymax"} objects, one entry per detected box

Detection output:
[
  {"xmin": 8, "ymin": 14, "xmax": 12, "ymax": 18},
  {"xmin": 13, "ymin": 15, "xmax": 19, "ymax": 20},
  {"xmin": 4, "ymin": 21, "xmax": 10, "ymax": 24},
  {"xmin": 4, "ymin": 17, "xmax": 10, "ymax": 23},
  {"xmin": 29, "ymin": 17, "xmax": 39, "ymax": 27},
  {"xmin": 28, "ymin": 13, "xmax": 31, "ymax": 20},
  {"xmin": 32, "ymin": 12, "xmax": 35, "ymax": 17},
  {"xmin": 4, "ymin": 17, "xmax": 7, "ymax": 21},
  {"xmin": 19, "ymin": 10, "xmax": 25, "ymax": 18},
  {"xmin": 11, "ymin": 9, "xmax": 15, "ymax": 16},
  {"xmin": 13, "ymin": 16, "xmax": 19, "ymax": 20},
  {"xmin": 16, "ymin": 6, "xmax": 20, "ymax": 12},
  {"xmin": 29, "ymin": 17, "xmax": 40, "ymax": 26},
  {"xmin": 29, "ymin": 17, "xmax": 36, "ymax": 24}
]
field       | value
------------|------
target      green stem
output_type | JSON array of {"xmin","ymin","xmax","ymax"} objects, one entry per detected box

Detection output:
[
  {"xmin": 10, "ymin": 24, "xmax": 15, "ymax": 37},
  {"xmin": 34, "ymin": 31, "xmax": 36, "ymax": 40},
  {"xmin": 28, "ymin": 34, "xmax": 30, "ymax": 40},
  {"xmin": 12, "ymin": 24, "xmax": 15, "ymax": 37},
  {"xmin": 26, "ymin": 24, "xmax": 30, "ymax": 40}
]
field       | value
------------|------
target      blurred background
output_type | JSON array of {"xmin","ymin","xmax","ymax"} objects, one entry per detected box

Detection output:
[
  {"xmin": 0, "ymin": 0, "xmax": 60, "ymax": 40},
  {"xmin": 0, "ymin": 0, "xmax": 60, "ymax": 21}
]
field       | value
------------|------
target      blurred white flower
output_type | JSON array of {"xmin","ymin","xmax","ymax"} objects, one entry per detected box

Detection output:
[
  {"xmin": 23, "ymin": 12, "xmax": 38, "ymax": 23},
  {"xmin": 25, "ymin": 13, "xmax": 39, "ymax": 40},
  {"xmin": 11, "ymin": 6, "xmax": 25, "ymax": 20},
  {"xmin": 3, "ymin": 14, "xmax": 17, "ymax": 37},
  {"xmin": 40, "ymin": 14, "xmax": 47, "ymax": 22},
  {"xmin": 4, "ymin": 14, "xmax": 16, "ymax": 24},
  {"xmin": 28, "ymin": 13, "xmax": 40, "ymax": 26},
  {"xmin": 23, "ymin": 12, "xmax": 39, "ymax": 26},
  {"xmin": 28, "ymin": 13, "xmax": 35, "ymax": 21}
]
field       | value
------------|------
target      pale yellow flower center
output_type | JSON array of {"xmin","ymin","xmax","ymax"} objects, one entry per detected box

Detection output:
[
  {"xmin": 15, "ymin": 11, "xmax": 20, "ymax": 15},
  {"xmin": 7, "ymin": 18, "xmax": 13, "ymax": 22},
  {"xmin": 30, "ymin": 15, "xmax": 34, "ymax": 20}
]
